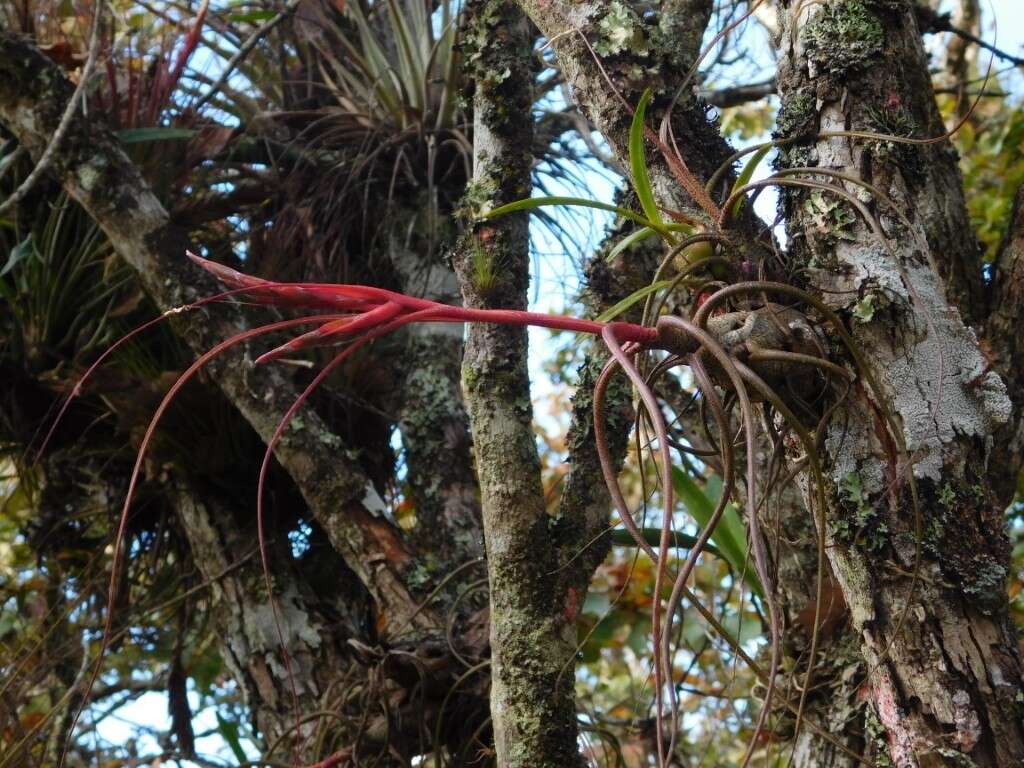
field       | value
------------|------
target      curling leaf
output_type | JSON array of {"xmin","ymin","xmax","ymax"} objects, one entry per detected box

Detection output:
[
  {"xmin": 594, "ymin": 280, "xmax": 674, "ymax": 323},
  {"xmin": 606, "ymin": 222, "xmax": 697, "ymax": 262},
  {"xmin": 485, "ymin": 196, "xmax": 674, "ymax": 238},
  {"xmin": 729, "ymin": 142, "xmax": 773, "ymax": 217}
]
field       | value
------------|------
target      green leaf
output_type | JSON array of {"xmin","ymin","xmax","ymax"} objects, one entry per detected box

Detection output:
[
  {"xmin": 729, "ymin": 142, "xmax": 773, "ymax": 217},
  {"xmin": 2, "ymin": 236, "xmax": 33, "ymax": 277},
  {"xmin": 227, "ymin": 9, "xmax": 277, "ymax": 23},
  {"xmin": 484, "ymin": 196, "xmax": 674, "ymax": 236},
  {"xmin": 216, "ymin": 712, "xmax": 248, "ymax": 764},
  {"xmin": 115, "ymin": 128, "xmax": 195, "ymax": 144},
  {"xmin": 671, "ymin": 467, "xmax": 763, "ymax": 598},
  {"xmin": 628, "ymin": 89, "xmax": 670, "ymax": 241},
  {"xmin": 593, "ymin": 280, "xmax": 674, "ymax": 323},
  {"xmin": 606, "ymin": 226, "xmax": 659, "ymax": 261},
  {"xmin": 605, "ymin": 222, "xmax": 696, "ymax": 262},
  {"xmin": 610, "ymin": 527, "xmax": 722, "ymax": 558}
]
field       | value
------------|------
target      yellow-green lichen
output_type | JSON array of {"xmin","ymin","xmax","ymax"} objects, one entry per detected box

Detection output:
[{"xmin": 801, "ymin": 0, "xmax": 885, "ymax": 76}]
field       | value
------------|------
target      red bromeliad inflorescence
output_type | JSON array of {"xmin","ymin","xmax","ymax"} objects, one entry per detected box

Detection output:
[
  {"xmin": 56, "ymin": 252, "xmax": 671, "ymax": 768},
  {"xmin": 185, "ymin": 251, "xmax": 659, "ymax": 360}
]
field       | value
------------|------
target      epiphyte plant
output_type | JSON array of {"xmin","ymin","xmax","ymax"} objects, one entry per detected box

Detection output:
[{"xmin": 45, "ymin": 54, "xmax": 968, "ymax": 765}]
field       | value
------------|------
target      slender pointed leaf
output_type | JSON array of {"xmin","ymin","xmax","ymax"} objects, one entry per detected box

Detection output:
[
  {"xmin": 593, "ymin": 280, "xmax": 674, "ymax": 323},
  {"xmin": 485, "ymin": 196, "xmax": 675, "ymax": 237},
  {"xmin": 729, "ymin": 143, "xmax": 772, "ymax": 217},
  {"xmin": 115, "ymin": 127, "xmax": 195, "ymax": 144},
  {"xmin": 629, "ymin": 89, "xmax": 672, "ymax": 244}
]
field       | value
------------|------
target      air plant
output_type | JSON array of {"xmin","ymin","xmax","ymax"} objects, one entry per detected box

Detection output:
[
  {"xmin": 39, "ymin": 33, "xmax": 993, "ymax": 760},
  {"xmin": 251, "ymin": 0, "xmax": 470, "ymax": 271},
  {"xmin": 49, "ymin": 253, "xmax": 866, "ymax": 768}
]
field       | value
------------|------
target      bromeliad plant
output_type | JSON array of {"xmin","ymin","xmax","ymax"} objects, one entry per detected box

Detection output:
[{"xmin": 44, "ymin": 53, "xmax": 979, "ymax": 763}]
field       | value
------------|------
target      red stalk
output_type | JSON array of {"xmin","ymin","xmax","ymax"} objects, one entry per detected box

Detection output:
[{"xmin": 187, "ymin": 252, "xmax": 660, "ymax": 346}]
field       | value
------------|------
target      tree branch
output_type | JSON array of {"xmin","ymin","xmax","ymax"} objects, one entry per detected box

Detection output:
[
  {"xmin": 0, "ymin": 1, "xmax": 102, "ymax": 218},
  {"xmin": 453, "ymin": 1, "xmax": 583, "ymax": 764},
  {"xmin": 0, "ymin": 32, "xmax": 436, "ymax": 643},
  {"xmin": 516, "ymin": 0, "xmax": 762, "ymax": 229}
]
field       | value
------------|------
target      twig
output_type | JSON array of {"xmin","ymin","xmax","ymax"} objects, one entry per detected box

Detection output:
[
  {"xmin": 0, "ymin": 2, "xmax": 104, "ymax": 218},
  {"xmin": 917, "ymin": 6, "xmax": 1024, "ymax": 67},
  {"xmin": 703, "ymin": 78, "xmax": 776, "ymax": 108},
  {"xmin": 0, "ymin": 144, "xmax": 25, "ymax": 180},
  {"xmin": 192, "ymin": 0, "xmax": 305, "ymax": 111}
]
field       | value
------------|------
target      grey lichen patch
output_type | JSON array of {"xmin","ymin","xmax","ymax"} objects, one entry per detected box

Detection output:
[
  {"xmin": 815, "ymin": 236, "xmax": 1009, "ymax": 483},
  {"xmin": 76, "ymin": 160, "xmax": 105, "ymax": 193},
  {"xmin": 803, "ymin": 190, "xmax": 858, "ymax": 246},
  {"xmin": 878, "ymin": 272, "xmax": 1012, "ymax": 480},
  {"xmin": 863, "ymin": 706, "xmax": 896, "ymax": 768},
  {"xmin": 458, "ymin": 175, "xmax": 500, "ymax": 221},
  {"xmin": 960, "ymin": 555, "xmax": 1009, "ymax": 604},
  {"xmin": 245, "ymin": 583, "xmax": 323, "ymax": 663},
  {"xmin": 405, "ymin": 556, "xmax": 439, "ymax": 591},
  {"xmin": 800, "ymin": 0, "xmax": 885, "ymax": 77},
  {"xmin": 594, "ymin": 1, "xmax": 651, "ymax": 57}
]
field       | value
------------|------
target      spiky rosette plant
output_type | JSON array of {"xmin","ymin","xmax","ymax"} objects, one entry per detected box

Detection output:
[{"xmin": 41, "ymin": 58, "xmax": 986, "ymax": 766}]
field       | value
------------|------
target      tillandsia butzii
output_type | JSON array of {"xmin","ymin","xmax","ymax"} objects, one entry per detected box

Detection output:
[{"xmin": 44, "ymin": 45, "xmax": 981, "ymax": 762}]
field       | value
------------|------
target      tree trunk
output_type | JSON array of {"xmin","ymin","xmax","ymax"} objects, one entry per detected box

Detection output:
[
  {"xmin": 774, "ymin": 1, "xmax": 1024, "ymax": 764},
  {"xmin": 453, "ymin": 2, "xmax": 588, "ymax": 764}
]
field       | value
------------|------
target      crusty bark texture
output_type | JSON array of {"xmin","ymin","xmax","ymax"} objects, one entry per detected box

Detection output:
[{"xmin": 773, "ymin": 1, "xmax": 1024, "ymax": 765}]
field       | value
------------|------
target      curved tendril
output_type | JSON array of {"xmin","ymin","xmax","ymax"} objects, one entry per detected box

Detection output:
[
  {"xmin": 656, "ymin": 314, "xmax": 777, "ymax": 768},
  {"xmin": 60, "ymin": 314, "xmax": 347, "ymax": 768},
  {"xmin": 692, "ymin": 280, "xmax": 924, "ymax": 682},
  {"xmin": 257, "ymin": 343, "xmax": 366, "ymax": 761},
  {"xmin": 719, "ymin": 176, "xmax": 879, "ymax": 233},
  {"xmin": 719, "ymin": 172, "xmax": 947, "ymax": 429},
  {"xmin": 594, "ymin": 356, "xmax": 657, "ymax": 561},
  {"xmin": 746, "ymin": 349, "xmax": 854, "ymax": 382},
  {"xmin": 752, "ymin": 165, "xmax": 948, "ymax": 427},
  {"xmin": 601, "ymin": 325, "xmax": 676, "ymax": 768},
  {"xmin": 704, "ymin": 138, "xmax": 799, "ymax": 205},
  {"xmin": 30, "ymin": 286, "xmax": 279, "ymax": 465},
  {"xmin": 730, "ymin": 358, "xmax": 833, "ymax": 752},
  {"xmin": 640, "ymin": 242, "xmax": 733, "ymax": 331},
  {"xmin": 662, "ymin": 353, "xmax": 734, "ymax": 760}
]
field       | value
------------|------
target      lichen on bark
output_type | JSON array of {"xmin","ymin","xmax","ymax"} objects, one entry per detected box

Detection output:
[
  {"xmin": 454, "ymin": 1, "xmax": 586, "ymax": 764},
  {"xmin": 775, "ymin": 1, "xmax": 1024, "ymax": 764}
]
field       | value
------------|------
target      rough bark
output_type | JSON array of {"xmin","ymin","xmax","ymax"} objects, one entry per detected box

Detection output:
[
  {"xmin": 986, "ymin": 186, "xmax": 1024, "ymax": 505},
  {"xmin": 172, "ymin": 481, "xmax": 356, "ymax": 756},
  {"xmin": 514, "ymin": 0, "xmax": 758, "ymax": 227},
  {"xmin": 453, "ymin": 1, "xmax": 585, "ymax": 764},
  {"xmin": 389, "ymin": 226, "xmax": 485, "ymax": 570},
  {"xmin": 0, "ymin": 32, "xmax": 437, "ymax": 643},
  {"xmin": 775, "ymin": 2, "xmax": 1024, "ymax": 765}
]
